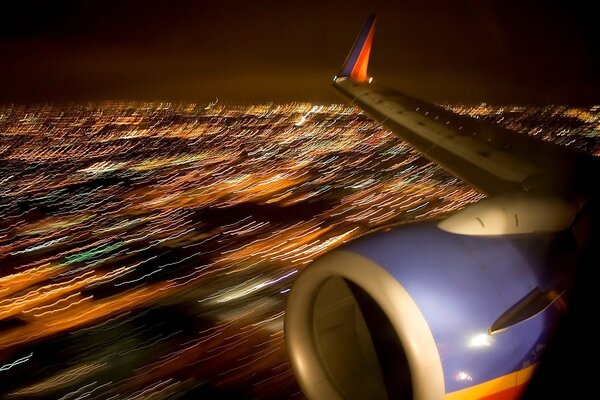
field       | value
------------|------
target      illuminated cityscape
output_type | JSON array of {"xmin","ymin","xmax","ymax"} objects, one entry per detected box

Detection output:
[
  {"xmin": 0, "ymin": 102, "xmax": 598, "ymax": 398},
  {"xmin": 445, "ymin": 104, "xmax": 600, "ymax": 155}
]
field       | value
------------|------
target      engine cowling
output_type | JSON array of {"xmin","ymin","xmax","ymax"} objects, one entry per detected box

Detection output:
[{"xmin": 284, "ymin": 221, "xmax": 569, "ymax": 399}]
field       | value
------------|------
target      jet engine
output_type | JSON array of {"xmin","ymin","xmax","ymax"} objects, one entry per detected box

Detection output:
[{"xmin": 284, "ymin": 221, "xmax": 571, "ymax": 399}]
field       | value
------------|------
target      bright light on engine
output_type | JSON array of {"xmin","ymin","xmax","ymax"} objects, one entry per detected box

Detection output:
[
  {"xmin": 456, "ymin": 371, "xmax": 473, "ymax": 381},
  {"xmin": 468, "ymin": 332, "xmax": 492, "ymax": 347}
]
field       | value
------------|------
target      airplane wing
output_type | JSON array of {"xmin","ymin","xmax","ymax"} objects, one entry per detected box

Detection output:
[
  {"xmin": 333, "ymin": 15, "xmax": 598, "ymax": 198},
  {"xmin": 285, "ymin": 15, "xmax": 599, "ymax": 400}
]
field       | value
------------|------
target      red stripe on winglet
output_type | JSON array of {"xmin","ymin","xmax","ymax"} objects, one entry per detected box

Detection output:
[{"xmin": 350, "ymin": 23, "xmax": 375, "ymax": 82}]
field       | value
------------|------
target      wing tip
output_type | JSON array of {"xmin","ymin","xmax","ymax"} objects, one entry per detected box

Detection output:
[{"xmin": 337, "ymin": 14, "xmax": 377, "ymax": 83}]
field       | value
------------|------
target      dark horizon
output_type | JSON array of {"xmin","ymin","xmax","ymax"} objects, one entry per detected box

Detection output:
[{"xmin": 1, "ymin": 0, "xmax": 598, "ymax": 105}]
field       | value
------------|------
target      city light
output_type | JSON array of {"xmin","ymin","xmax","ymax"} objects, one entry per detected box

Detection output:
[{"xmin": 0, "ymin": 102, "xmax": 597, "ymax": 398}]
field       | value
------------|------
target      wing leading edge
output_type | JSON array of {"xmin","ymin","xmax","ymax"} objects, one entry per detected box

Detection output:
[{"xmin": 334, "ymin": 16, "xmax": 599, "ymax": 199}]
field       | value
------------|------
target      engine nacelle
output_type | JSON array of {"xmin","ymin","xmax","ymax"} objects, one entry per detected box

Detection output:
[
  {"xmin": 285, "ymin": 221, "xmax": 568, "ymax": 399},
  {"xmin": 438, "ymin": 191, "xmax": 578, "ymax": 236}
]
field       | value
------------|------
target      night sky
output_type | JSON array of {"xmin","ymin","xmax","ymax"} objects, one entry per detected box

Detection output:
[{"xmin": 1, "ymin": 0, "xmax": 597, "ymax": 104}]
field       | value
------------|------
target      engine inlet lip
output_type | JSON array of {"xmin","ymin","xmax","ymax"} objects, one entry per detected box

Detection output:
[{"xmin": 284, "ymin": 250, "xmax": 445, "ymax": 400}]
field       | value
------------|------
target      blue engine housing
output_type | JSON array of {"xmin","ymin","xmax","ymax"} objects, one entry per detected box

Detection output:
[{"xmin": 285, "ymin": 221, "xmax": 571, "ymax": 399}]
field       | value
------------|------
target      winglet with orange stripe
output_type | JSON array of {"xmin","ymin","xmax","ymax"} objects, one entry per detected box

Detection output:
[{"xmin": 337, "ymin": 14, "xmax": 376, "ymax": 83}]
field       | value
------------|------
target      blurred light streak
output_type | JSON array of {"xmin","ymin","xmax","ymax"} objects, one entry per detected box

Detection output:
[{"xmin": 0, "ymin": 101, "xmax": 594, "ymax": 398}]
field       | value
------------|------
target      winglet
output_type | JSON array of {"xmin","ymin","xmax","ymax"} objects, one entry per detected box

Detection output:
[{"xmin": 338, "ymin": 15, "xmax": 376, "ymax": 83}]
